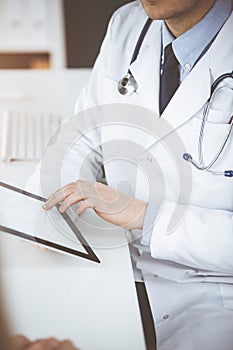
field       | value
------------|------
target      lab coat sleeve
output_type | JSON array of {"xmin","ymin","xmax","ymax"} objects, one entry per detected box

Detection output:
[
  {"xmin": 141, "ymin": 202, "xmax": 160, "ymax": 246},
  {"xmin": 149, "ymin": 202, "xmax": 233, "ymax": 274},
  {"xmin": 149, "ymin": 201, "xmax": 233, "ymax": 274}
]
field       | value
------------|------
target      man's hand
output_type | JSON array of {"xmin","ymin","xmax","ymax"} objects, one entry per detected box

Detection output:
[
  {"xmin": 12, "ymin": 335, "xmax": 78, "ymax": 350},
  {"xmin": 43, "ymin": 181, "xmax": 147, "ymax": 230}
]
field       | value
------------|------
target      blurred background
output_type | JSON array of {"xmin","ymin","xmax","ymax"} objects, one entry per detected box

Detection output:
[
  {"xmin": 0, "ymin": 0, "xmax": 132, "ymax": 161},
  {"xmin": 0, "ymin": 0, "xmax": 132, "ymax": 69}
]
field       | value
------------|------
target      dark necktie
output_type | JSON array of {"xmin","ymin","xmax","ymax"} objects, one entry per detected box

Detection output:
[{"xmin": 159, "ymin": 43, "xmax": 180, "ymax": 114}]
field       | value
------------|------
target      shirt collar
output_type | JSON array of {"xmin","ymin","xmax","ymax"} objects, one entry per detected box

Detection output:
[{"xmin": 162, "ymin": 0, "xmax": 232, "ymax": 72}]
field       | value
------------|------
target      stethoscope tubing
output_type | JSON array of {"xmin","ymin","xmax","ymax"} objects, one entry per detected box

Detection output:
[
  {"xmin": 118, "ymin": 18, "xmax": 153, "ymax": 95},
  {"xmin": 210, "ymin": 71, "xmax": 233, "ymax": 94},
  {"xmin": 196, "ymin": 72, "xmax": 233, "ymax": 174},
  {"xmin": 128, "ymin": 18, "xmax": 153, "ymax": 67},
  {"xmin": 198, "ymin": 98, "xmax": 233, "ymax": 171}
]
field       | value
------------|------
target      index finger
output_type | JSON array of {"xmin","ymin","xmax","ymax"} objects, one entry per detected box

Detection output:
[{"xmin": 43, "ymin": 184, "xmax": 75, "ymax": 210}]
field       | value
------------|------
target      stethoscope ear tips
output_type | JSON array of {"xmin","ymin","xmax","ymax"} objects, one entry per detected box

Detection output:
[
  {"xmin": 224, "ymin": 170, "xmax": 233, "ymax": 177},
  {"xmin": 183, "ymin": 153, "xmax": 192, "ymax": 161}
]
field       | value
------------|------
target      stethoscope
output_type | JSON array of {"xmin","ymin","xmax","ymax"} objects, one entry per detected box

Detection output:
[
  {"xmin": 118, "ymin": 18, "xmax": 233, "ymax": 177},
  {"xmin": 118, "ymin": 18, "xmax": 153, "ymax": 95},
  {"xmin": 183, "ymin": 72, "xmax": 233, "ymax": 177}
]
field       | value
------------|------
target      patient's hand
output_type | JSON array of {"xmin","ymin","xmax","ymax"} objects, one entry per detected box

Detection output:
[
  {"xmin": 11, "ymin": 335, "xmax": 31, "ymax": 349},
  {"xmin": 12, "ymin": 335, "xmax": 78, "ymax": 350}
]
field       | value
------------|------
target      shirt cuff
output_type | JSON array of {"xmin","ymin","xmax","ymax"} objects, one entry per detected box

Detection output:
[{"xmin": 140, "ymin": 202, "xmax": 160, "ymax": 246}]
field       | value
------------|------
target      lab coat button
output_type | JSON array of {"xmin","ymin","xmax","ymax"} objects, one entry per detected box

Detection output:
[
  {"xmin": 184, "ymin": 63, "xmax": 191, "ymax": 70},
  {"xmin": 147, "ymin": 156, "xmax": 152, "ymax": 162},
  {"xmin": 163, "ymin": 314, "xmax": 169, "ymax": 320}
]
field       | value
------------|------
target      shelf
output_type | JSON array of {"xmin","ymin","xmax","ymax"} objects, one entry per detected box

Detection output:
[
  {"xmin": 0, "ymin": 47, "xmax": 50, "ymax": 53},
  {"xmin": 0, "ymin": 52, "xmax": 50, "ymax": 69},
  {"xmin": 0, "ymin": 0, "xmax": 65, "ymax": 69}
]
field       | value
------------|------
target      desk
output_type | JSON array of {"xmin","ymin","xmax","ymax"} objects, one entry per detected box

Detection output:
[{"xmin": 0, "ymin": 161, "xmax": 146, "ymax": 350}]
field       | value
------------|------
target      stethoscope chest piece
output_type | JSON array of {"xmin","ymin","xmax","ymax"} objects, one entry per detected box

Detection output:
[
  {"xmin": 118, "ymin": 18, "xmax": 153, "ymax": 96},
  {"xmin": 118, "ymin": 72, "xmax": 138, "ymax": 96}
]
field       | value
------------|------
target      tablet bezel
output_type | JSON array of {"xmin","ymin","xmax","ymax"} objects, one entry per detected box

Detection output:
[{"xmin": 0, "ymin": 181, "xmax": 100, "ymax": 263}]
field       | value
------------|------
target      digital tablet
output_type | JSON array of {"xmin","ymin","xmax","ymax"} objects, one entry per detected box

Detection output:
[{"xmin": 0, "ymin": 181, "xmax": 100, "ymax": 263}]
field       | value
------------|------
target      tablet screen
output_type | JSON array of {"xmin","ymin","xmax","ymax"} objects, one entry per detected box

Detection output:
[{"xmin": 0, "ymin": 181, "xmax": 100, "ymax": 263}]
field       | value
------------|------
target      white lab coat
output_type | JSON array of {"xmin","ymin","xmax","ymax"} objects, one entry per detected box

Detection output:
[{"xmin": 29, "ymin": 1, "xmax": 233, "ymax": 349}]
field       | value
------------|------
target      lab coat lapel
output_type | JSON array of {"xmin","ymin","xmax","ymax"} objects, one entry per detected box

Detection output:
[
  {"xmin": 161, "ymin": 11, "xmax": 233, "ymax": 132},
  {"xmin": 129, "ymin": 21, "xmax": 162, "ymax": 114},
  {"xmin": 162, "ymin": 52, "xmax": 211, "ymax": 131},
  {"xmin": 128, "ymin": 18, "xmax": 212, "ymax": 130}
]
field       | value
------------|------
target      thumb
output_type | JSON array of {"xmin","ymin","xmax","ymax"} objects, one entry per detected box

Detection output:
[{"xmin": 76, "ymin": 200, "xmax": 92, "ymax": 215}]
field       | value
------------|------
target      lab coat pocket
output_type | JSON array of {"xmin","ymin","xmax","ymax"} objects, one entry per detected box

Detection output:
[
  {"xmin": 200, "ymin": 121, "xmax": 232, "ymax": 167},
  {"xmin": 219, "ymin": 284, "xmax": 233, "ymax": 311},
  {"xmin": 191, "ymin": 119, "xmax": 233, "ymax": 193}
]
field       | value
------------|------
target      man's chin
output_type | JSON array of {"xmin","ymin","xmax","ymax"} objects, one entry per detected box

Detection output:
[{"xmin": 141, "ymin": 2, "xmax": 166, "ymax": 20}]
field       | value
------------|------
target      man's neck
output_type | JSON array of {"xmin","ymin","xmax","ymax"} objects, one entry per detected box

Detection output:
[{"xmin": 165, "ymin": 0, "xmax": 216, "ymax": 37}]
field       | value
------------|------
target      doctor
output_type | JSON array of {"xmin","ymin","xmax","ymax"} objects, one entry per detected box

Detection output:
[{"xmin": 42, "ymin": 0, "xmax": 233, "ymax": 349}]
